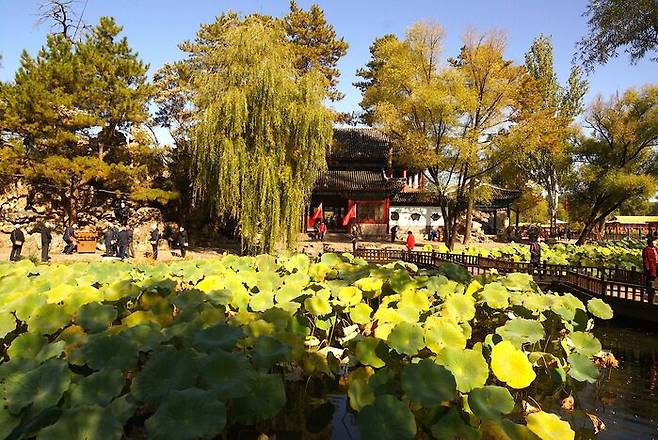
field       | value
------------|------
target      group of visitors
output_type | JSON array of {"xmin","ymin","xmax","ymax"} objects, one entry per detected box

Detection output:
[
  {"xmin": 388, "ymin": 225, "xmax": 416, "ymax": 251},
  {"xmin": 7, "ymin": 221, "xmax": 190, "ymax": 262},
  {"xmin": 313, "ymin": 220, "xmax": 328, "ymax": 242}
]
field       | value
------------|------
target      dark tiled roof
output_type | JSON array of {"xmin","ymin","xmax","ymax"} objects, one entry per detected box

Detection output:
[
  {"xmin": 392, "ymin": 185, "xmax": 521, "ymax": 209},
  {"xmin": 315, "ymin": 170, "xmax": 405, "ymax": 193},
  {"xmin": 328, "ymin": 128, "xmax": 392, "ymax": 166},
  {"xmin": 392, "ymin": 192, "xmax": 444, "ymax": 206}
]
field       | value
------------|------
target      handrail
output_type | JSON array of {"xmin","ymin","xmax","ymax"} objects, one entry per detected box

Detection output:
[{"xmin": 351, "ymin": 248, "xmax": 655, "ymax": 306}]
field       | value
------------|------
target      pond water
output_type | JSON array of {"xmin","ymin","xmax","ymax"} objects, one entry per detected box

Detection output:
[{"xmin": 582, "ymin": 320, "xmax": 658, "ymax": 440}]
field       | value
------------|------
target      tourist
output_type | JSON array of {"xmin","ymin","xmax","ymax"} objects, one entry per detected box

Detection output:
[
  {"xmin": 40, "ymin": 222, "xmax": 52, "ymax": 262},
  {"xmin": 178, "ymin": 226, "xmax": 189, "ymax": 257},
  {"xmin": 150, "ymin": 224, "xmax": 160, "ymax": 260},
  {"xmin": 9, "ymin": 224, "xmax": 24, "ymax": 261},
  {"xmin": 390, "ymin": 224, "xmax": 399, "ymax": 243},
  {"xmin": 530, "ymin": 236, "xmax": 541, "ymax": 267},
  {"xmin": 406, "ymin": 231, "xmax": 415, "ymax": 252},
  {"xmin": 313, "ymin": 219, "xmax": 321, "ymax": 240},
  {"xmin": 117, "ymin": 227, "xmax": 130, "ymax": 260},
  {"xmin": 642, "ymin": 236, "xmax": 657, "ymax": 298},
  {"xmin": 127, "ymin": 227, "xmax": 135, "ymax": 258},
  {"xmin": 350, "ymin": 224, "xmax": 359, "ymax": 252},
  {"xmin": 103, "ymin": 225, "xmax": 116, "ymax": 256},
  {"xmin": 318, "ymin": 221, "xmax": 327, "ymax": 242},
  {"xmin": 62, "ymin": 223, "xmax": 77, "ymax": 254},
  {"xmin": 428, "ymin": 228, "xmax": 437, "ymax": 241}
]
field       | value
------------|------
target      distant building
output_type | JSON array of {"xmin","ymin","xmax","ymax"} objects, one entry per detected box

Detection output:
[
  {"xmin": 605, "ymin": 215, "xmax": 658, "ymax": 238},
  {"xmin": 308, "ymin": 127, "xmax": 521, "ymax": 237}
]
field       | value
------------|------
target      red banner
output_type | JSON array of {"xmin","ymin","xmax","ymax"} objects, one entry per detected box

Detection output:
[
  {"xmin": 307, "ymin": 203, "xmax": 323, "ymax": 229},
  {"xmin": 342, "ymin": 203, "xmax": 357, "ymax": 226}
]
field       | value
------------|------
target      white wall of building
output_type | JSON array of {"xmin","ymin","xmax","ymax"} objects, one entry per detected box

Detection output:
[{"xmin": 389, "ymin": 205, "xmax": 482, "ymax": 237}]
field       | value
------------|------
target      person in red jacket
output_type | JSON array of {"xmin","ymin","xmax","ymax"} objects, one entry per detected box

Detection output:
[
  {"xmin": 406, "ymin": 231, "xmax": 415, "ymax": 252},
  {"xmin": 642, "ymin": 236, "xmax": 657, "ymax": 302}
]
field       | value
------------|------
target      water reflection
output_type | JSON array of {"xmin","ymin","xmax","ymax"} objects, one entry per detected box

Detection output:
[{"xmin": 580, "ymin": 321, "xmax": 658, "ymax": 439}]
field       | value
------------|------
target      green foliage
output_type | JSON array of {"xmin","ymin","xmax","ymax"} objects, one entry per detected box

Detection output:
[{"xmin": 0, "ymin": 254, "xmax": 613, "ymax": 438}]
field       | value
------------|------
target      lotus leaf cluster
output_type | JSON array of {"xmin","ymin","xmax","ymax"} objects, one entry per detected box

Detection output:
[{"xmin": 0, "ymin": 253, "xmax": 615, "ymax": 439}]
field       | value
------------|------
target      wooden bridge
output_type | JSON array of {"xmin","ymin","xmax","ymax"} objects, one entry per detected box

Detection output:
[{"xmin": 352, "ymin": 248, "xmax": 658, "ymax": 322}]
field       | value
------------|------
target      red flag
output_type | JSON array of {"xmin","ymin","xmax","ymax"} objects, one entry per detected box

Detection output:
[
  {"xmin": 342, "ymin": 203, "xmax": 357, "ymax": 226},
  {"xmin": 307, "ymin": 203, "xmax": 323, "ymax": 229}
]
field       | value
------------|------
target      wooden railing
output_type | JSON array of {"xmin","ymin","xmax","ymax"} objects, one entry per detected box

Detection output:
[{"xmin": 352, "ymin": 248, "xmax": 655, "ymax": 306}]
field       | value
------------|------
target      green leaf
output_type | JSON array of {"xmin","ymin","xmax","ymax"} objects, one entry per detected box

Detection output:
[
  {"xmin": 496, "ymin": 318, "xmax": 545, "ymax": 347},
  {"xmin": 423, "ymin": 316, "xmax": 467, "ymax": 354},
  {"xmin": 442, "ymin": 293, "xmax": 476, "ymax": 322},
  {"xmin": 350, "ymin": 303, "xmax": 373, "ymax": 324},
  {"xmin": 3, "ymin": 359, "xmax": 71, "ymax": 415},
  {"xmin": 480, "ymin": 282, "xmax": 509, "ymax": 309},
  {"xmin": 567, "ymin": 332, "xmax": 602, "ymax": 356},
  {"xmin": 69, "ymin": 369, "xmax": 125, "ymax": 407},
  {"xmin": 190, "ymin": 324, "xmax": 244, "ymax": 353},
  {"xmin": 526, "ymin": 411, "xmax": 575, "ymax": 440},
  {"xmin": 304, "ymin": 296, "xmax": 332, "ymax": 317},
  {"xmin": 131, "ymin": 349, "xmax": 199, "ymax": 404},
  {"xmin": 27, "ymin": 303, "xmax": 71, "ymax": 335},
  {"xmin": 355, "ymin": 337, "xmax": 387, "ymax": 368},
  {"xmin": 567, "ymin": 353, "xmax": 599, "ymax": 383},
  {"xmin": 199, "ymin": 350, "xmax": 255, "ymax": 400},
  {"xmin": 0, "ymin": 408, "xmax": 21, "ymax": 440},
  {"xmin": 468, "ymin": 386, "xmax": 515, "ymax": 420},
  {"xmin": 586, "ymin": 298, "xmax": 613, "ymax": 320},
  {"xmin": 357, "ymin": 395, "xmax": 416, "ymax": 440},
  {"xmin": 37, "ymin": 404, "xmax": 123, "ymax": 440},
  {"xmin": 0, "ymin": 312, "xmax": 17, "ymax": 339},
  {"xmin": 401, "ymin": 359, "xmax": 457, "ymax": 406},
  {"xmin": 387, "ymin": 322, "xmax": 424, "ymax": 356},
  {"xmin": 233, "ymin": 373, "xmax": 286, "ymax": 424},
  {"xmin": 249, "ymin": 290, "xmax": 275, "ymax": 312},
  {"xmin": 430, "ymin": 407, "xmax": 480, "ymax": 440},
  {"xmin": 76, "ymin": 333, "xmax": 138, "ymax": 371},
  {"xmin": 348, "ymin": 367, "xmax": 375, "ymax": 411},
  {"xmin": 76, "ymin": 302, "xmax": 117, "ymax": 333},
  {"xmin": 435, "ymin": 347, "xmax": 488, "ymax": 393},
  {"xmin": 145, "ymin": 388, "xmax": 226, "ymax": 440},
  {"xmin": 252, "ymin": 336, "xmax": 291, "ymax": 370}
]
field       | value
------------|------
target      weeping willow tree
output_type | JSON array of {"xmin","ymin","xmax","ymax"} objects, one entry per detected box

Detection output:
[{"xmin": 190, "ymin": 17, "xmax": 333, "ymax": 253}]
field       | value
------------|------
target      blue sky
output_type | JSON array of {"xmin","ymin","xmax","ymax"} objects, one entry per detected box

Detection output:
[{"xmin": 1, "ymin": 0, "xmax": 655, "ymax": 122}]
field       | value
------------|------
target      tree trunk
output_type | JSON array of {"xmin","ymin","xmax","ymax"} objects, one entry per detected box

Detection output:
[{"xmin": 463, "ymin": 197, "xmax": 474, "ymax": 245}]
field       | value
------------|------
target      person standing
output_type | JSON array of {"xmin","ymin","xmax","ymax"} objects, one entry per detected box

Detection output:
[
  {"xmin": 103, "ymin": 225, "xmax": 115, "ymax": 256},
  {"xmin": 318, "ymin": 221, "xmax": 327, "ymax": 242},
  {"xmin": 150, "ymin": 224, "xmax": 160, "ymax": 260},
  {"xmin": 390, "ymin": 225, "xmax": 399, "ymax": 243},
  {"xmin": 530, "ymin": 236, "xmax": 542, "ymax": 267},
  {"xmin": 117, "ymin": 227, "xmax": 130, "ymax": 260},
  {"xmin": 350, "ymin": 224, "xmax": 359, "ymax": 252},
  {"xmin": 62, "ymin": 224, "xmax": 77, "ymax": 254},
  {"xmin": 9, "ymin": 224, "xmax": 25, "ymax": 261},
  {"xmin": 40, "ymin": 223, "xmax": 52, "ymax": 263},
  {"xmin": 406, "ymin": 231, "xmax": 415, "ymax": 252},
  {"xmin": 642, "ymin": 236, "xmax": 657, "ymax": 302},
  {"xmin": 127, "ymin": 227, "xmax": 135, "ymax": 258},
  {"xmin": 178, "ymin": 226, "xmax": 189, "ymax": 257}
]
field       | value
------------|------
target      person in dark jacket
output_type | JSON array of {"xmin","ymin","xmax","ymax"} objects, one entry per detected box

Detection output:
[
  {"xmin": 40, "ymin": 223, "xmax": 52, "ymax": 262},
  {"xmin": 390, "ymin": 225, "xmax": 399, "ymax": 243},
  {"xmin": 117, "ymin": 227, "xmax": 130, "ymax": 260},
  {"xmin": 9, "ymin": 224, "xmax": 25, "ymax": 261},
  {"xmin": 530, "ymin": 236, "xmax": 541, "ymax": 267},
  {"xmin": 127, "ymin": 227, "xmax": 135, "ymax": 258},
  {"xmin": 62, "ymin": 224, "xmax": 77, "ymax": 254},
  {"xmin": 103, "ymin": 225, "xmax": 115, "ymax": 256},
  {"xmin": 150, "ymin": 224, "xmax": 160, "ymax": 260},
  {"xmin": 177, "ymin": 226, "xmax": 189, "ymax": 258}
]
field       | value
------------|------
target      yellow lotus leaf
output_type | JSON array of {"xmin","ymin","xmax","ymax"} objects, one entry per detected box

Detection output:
[
  {"xmin": 373, "ymin": 306, "xmax": 401, "ymax": 324},
  {"xmin": 424, "ymin": 316, "xmax": 467, "ymax": 354},
  {"xmin": 374, "ymin": 322, "xmax": 394, "ymax": 340},
  {"xmin": 465, "ymin": 280, "xmax": 483, "ymax": 296},
  {"xmin": 526, "ymin": 411, "xmax": 575, "ymax": 440},
  {"xmin": 490, "ymin": 340, "xmax": 536, "ymax": 389}
]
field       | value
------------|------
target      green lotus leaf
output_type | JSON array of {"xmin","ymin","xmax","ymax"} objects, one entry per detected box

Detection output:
[
  {"xmin": 567, "ymin": 352, "xmax": 599, "ymax": 383},
  {"xmin": 3, "ymin": 358, "xmax": 71, "ymax": 415},
  {"xmin": 191, "ymin": 323, "xmax": 244, "ymax": 353},
  {"xmin": 131, "ymin": 348, "xmax": 199, "ymax": 404},
  {"xmin": 171, "ymin": 290, "xmax": 207, "ymax": 310},
  {"xmin": 526, "ymin": 411, "xmax": 575, "ymax": 440},
  {"xmin": 305, "ymin": 296, "xmax": 332, "ymax": 317},
  {"xmin": 586, "ymin": 298, "xmax": 613, "ymax": 320},
  {"xmin": 56, "ymin": 325, "xmax": 87, "ymax": 355},
  {"xmin": 283, "ymin": 253, "xmax": 311, "ymax": 273},
  {"xmin": 401, "ymin": 359, "xmax": 457, "ymax": 406},
  {"xmin": 102, "ymin": 279, "xmax": 140, "ymax": 301},
  {"xmin": 481, "ymin": 282, "xmax": 510, "ymax": 309},
  {"xmin": 122, "ymin": 310, "xmax": 161, "ymax": 328},
  {"xmin": 348, "ymin": 367, "xmax": 375, "ymax": 411},
  {"xmin": 350, "ymin": 303, "xmax": 373, "ymax": 325},
  {"xmin": 145, "ymin": 388, "xmax": 226, "ymax": 440},
  {"xmin": 76, "ymin": 333, "xmax": 138, "ymax": 371},
  {"xmin": 522, "ymin": 293, "xmax": 554, "ymax": 313},
  {"xmin": 424, "ymin": 316, "xmax": 467, "ymax": 354},
  {"xmin": 274, "ymin": 285, "xmax": 303, "ymax": 303},
  {"xmin": 495, "ymin": 318, "xmax": 545, "ymax": 347},
  {"xmin": 320, "ymin": 252, "xmax": 344, "ymax": 267},
  {"xmin": 11, "ymin": 292, "xmax": 47, "ymax": 322},
  {"xmin": 28, "ymin": 303, "xmax": 71, "ymax": 335},
  {"xmin": 252, "ymin": 336, "xmax": 292, "ymax": 370},
  {"xmin": 121, "ymin": 323, "xmax": 164, "ymax": 352},
  {"xmin": 490, "ymin": 341, "xmax": 536, "ymax": 389},
  {"xmin": 45, "ymin": 284, "xmax": 76, "ymax": 304},
  {"xmin": 501, "ymin": 273, "xmax": 534, "ymax": 291},
  {"xmin": 232, "ymin": 373, "xmax": 286, "ymax": 424},
  {"xmin": 390, "ymin": 269, "xmax": 415, "ymax": 294},
  {"xmin": 7, "ymin": 332, "xmax": 47, "ymax": 360},
  {"xmin": 63, "ymin": 285, "xmax": 105, "ymax": 313},
  {"xmin": 355, "ymin": 337, "xmax": 387, "ymax": 368},
  {"xmin": 76, "ymin": 303, "xmax": 117, "ymax": 333},
  {"xmin": 430, "ymin": 407, "xmax": 480, "ymax": 440},
  {"xmin": 468, "ymin": 386, "xmax": 515, "ymax": 420},
  {"xmin": 435, "ymin": 347, "xmax": 488, "ymax": 393},
  {"xmin": 387, "ymin": 322, "xmax": 425, "ymax": 356},
  {"xmin": 480, "ymin": 419, "xmax": 539, "ymax": 440},
  {"xmin": 353, "ymin": 276, "xmax": 383, "ymax": 296},
  {"xmin": 69, "ymin": 369, "xmax": 125, "ymax": 407},
  {"xmin": 357, "ymin": 395, "xmax": 416, "ymax": 440},
  {"xmin": 199, "ymin": 350, "xmax": 255, "ymax": 399},
  {"xmin": 0, "ymin": 408, "xmax": 21, "ymax": 440},
  {"xmin": 249, "ymin": 290, "xmax": 275, "ymax": 312},
  {"xmin": 442, "ymin": 293, "xmax": 476, "ymax": 322},
  {"xmin": 107, "ymin": 393, "xmax": 137, "ymax": 425},
  {"xmin": 337, "ymin": 286, "xmax": 363, "ymax": 307},
  {"xmin": 36, "ymin": 404, "xmax": 123, "ymax": 440},
  {"xmin": 567, "ymin": 332, "xmax": 602, "ymax": 356},
  {"xmin": 309, "ymin": 262, "xmax": 333, "ymax": 281},
  {"xmin": 0, "ymin": 311, "xmax": 17, "ymax": 339},
  {"xmin": 552, "ymin": 294, "xmax": 586, "ymax": 322}
]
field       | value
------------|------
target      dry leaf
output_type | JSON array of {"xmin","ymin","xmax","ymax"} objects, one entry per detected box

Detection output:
[
  {"xmin": 561, "ymin": 395, "xmax": 575, "ymax": 412},
  {"xmin": 594, "ymin": 352, "xmax": 620, "ymax": 369},
  {"xmin": 522, "ymin": 399, "xmax": 541, "ymax": 416},
  {"xmin": 587, "ymin": 413, "xmax": 606, "ymax": 434}
]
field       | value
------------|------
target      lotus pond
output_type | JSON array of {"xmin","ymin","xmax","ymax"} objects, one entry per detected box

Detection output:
[{"xmin": 0, "ymin": 254, "xmax": 623, "ymax": 439}]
